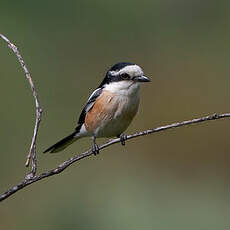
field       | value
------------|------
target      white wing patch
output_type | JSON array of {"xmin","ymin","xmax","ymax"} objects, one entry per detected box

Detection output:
[{"xmin": 77, "ymin": 87, "xmax": 103, "ymax": 125}]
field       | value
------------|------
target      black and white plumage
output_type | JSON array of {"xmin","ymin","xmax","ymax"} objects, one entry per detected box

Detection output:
[{"xmin": 44, "ymin": 62, "xmax": 150, "ymax": 154}]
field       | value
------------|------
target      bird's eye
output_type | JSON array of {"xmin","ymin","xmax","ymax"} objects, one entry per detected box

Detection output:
[{"xmin": 121, "ymin": 73, "xmax": 130, "ymax": 80}]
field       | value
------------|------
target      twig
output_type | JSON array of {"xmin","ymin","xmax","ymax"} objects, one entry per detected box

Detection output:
[
  {"xmin": 0, "ymin": 34, "xmax": 42, "ymax": 177},
  {"xmin": 0, "ymin": 112, "xmax": 230, "ymax": 202}
]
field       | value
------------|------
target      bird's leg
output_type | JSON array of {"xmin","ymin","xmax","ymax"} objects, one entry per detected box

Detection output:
[
  {"xmin": 119, "ymin": 133, "xmax": 127, "ymax": 146},
  {"xmin": 91, "ymin": 136, "xmax": 99, "ymax": 155}
]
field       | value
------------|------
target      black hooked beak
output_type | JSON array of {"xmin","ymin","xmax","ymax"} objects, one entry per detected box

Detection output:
[{"xmin": 134, "ymin": 75, "xmax": 151, "ymax": 82}]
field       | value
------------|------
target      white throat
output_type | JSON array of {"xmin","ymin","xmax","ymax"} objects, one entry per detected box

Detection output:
[{"xmin": 104, "ymin": 81, "xmax": 141, "ymax": 96}]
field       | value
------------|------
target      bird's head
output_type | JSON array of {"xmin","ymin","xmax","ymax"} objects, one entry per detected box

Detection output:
[{"xmin": 99, "ymin": 62, "xmax": 150, "ymax": 94}]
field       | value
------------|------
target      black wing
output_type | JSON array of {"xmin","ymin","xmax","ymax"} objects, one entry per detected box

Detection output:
[{"xmin": 77, "ymin": 87, "xmax": 103, "ymax": 127}]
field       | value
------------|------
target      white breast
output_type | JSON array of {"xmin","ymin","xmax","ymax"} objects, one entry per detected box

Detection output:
[{"xmin": 94, "ymin": 82, "xmax": 140, "ymax": 137}]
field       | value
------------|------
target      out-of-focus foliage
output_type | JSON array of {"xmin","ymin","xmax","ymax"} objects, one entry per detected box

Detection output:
[{"xmin": 1, "ymin": 0, "xmax": 230, "ymax": 229}]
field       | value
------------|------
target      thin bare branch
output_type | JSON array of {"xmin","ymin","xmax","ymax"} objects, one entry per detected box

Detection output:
[
  {"xmin": 0, "ymin": 112, "xmax": 229, "ymax": 202},
  {"xmin": 0, "ymin": 34, "xmax": 43, "ymax": 177}
]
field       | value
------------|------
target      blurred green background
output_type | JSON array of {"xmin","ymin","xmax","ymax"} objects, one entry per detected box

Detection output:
[{"xmin": 1, "ymin": 0, "xmax": 230, "ymax": 229}]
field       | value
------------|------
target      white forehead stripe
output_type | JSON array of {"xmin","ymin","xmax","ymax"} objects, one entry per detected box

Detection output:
[
  {"xmin": 110, "ymin": 65, "xmax": 144, "ymax": 77},
  {"xmin": 120, "ymin": 65, "xmax": 143, "ymax": 76}
]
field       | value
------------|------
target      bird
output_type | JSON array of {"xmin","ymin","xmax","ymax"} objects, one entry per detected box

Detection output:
[{"xmin": 44, "ymin": 62, "xmax": 150, "ymax": 155}]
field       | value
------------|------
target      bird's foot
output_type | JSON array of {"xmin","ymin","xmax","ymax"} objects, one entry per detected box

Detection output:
[
  {"xmin": 119, "ymin": 134, "xmax": 127, "ymax": 146},
  {"xmin": 92, "ymin": 142, "xmax": 100, "ymax": 155}
]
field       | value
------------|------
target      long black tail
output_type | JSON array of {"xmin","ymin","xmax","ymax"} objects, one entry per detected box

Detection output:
[{"xmin": 43, "ymin": 131, "xmax": 79, "ymax": 153}]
